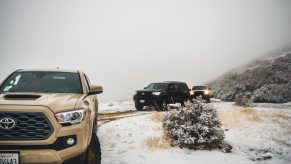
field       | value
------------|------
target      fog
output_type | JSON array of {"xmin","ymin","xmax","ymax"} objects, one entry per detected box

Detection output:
[{"xmin": 1, "ymin": 0, "xmax": 291, "ymax": 101}]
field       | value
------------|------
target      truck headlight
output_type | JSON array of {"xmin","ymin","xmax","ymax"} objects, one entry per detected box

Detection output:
[
  {"xmin": 152, "ymin": 92, "xmax": 161, "ymax": 96},
  {"xmin": 190, "ymin": 91, "xmax": 194, "ymax": 95},
  {"xmin": 55, "ymin": 109, "xmax": 86, "ymax": 125},
  {"xmin": 204, "ymin": 90, "xmax": 210, "ymax": 95}
]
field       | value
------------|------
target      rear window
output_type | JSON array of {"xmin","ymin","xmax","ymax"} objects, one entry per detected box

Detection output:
[{"xmin": 0, "ymin": 71, "xmax": 82, "ymax": 94}]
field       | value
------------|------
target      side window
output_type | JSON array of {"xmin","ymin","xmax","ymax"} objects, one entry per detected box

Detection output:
[
  {"xmin": 168, "ymin": 84, "xmax": 177, "ymax": 90},
  {"xmin": 84, "ymin": 74, "xmax": 91, "ymax": 93},
  {"xmin": 177, "ymin": 83, "xmax": 189, "ymax": 90}
]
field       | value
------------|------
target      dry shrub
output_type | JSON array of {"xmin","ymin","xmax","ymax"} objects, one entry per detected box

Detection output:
[
  {"xmin": 218, "ymin": 109, "xmax": 242, "ymax": 129},
  {"xmin": 269, "ymin": 113, "xmax": 289, "ymax": 124},
  {"xmin": 153, "ymin": 126, "xmax": 163, "ymax": 131},
  {"xmin": 143, "ymin": 136, "xmax": 171, "ymax": 150},
  {"xmin": 218, "ymin": 107, "xmax": 262, "ymax": 129},
  {"xmin": 149, "ymin": 112, "xmax": 163, "ymax": 122},
  {"xmin": 235, "ymin": 93, "xmax": 252, "ymax": 107},
  {"xmin": 285, "ymin": 128, "xmax": 291, "ymax": 135},
  {"xmin": 143, "ymin": 111, "xmax": 171, "ymax": 150},
  {"xmin": 241, "ymin": 108, "xmax": 263, "ymax": 122},
  {"xmin": 271, "ymin": 114, "xmax": 283, "ymax": 124}
]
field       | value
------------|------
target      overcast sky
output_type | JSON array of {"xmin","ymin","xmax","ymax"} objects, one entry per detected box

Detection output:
[{"xmin": 1, "ymin": 0, "xmax": 291, "ymax": 101}]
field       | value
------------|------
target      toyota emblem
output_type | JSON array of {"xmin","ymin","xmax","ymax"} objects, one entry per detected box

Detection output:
[{"xmin": 0, "ymin": 117, "xmax": 17, "ymax": 130}]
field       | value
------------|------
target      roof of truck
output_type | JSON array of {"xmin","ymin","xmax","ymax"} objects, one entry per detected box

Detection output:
[
  {"xmin": 17, "ymin": 69, "xmax": 80, "ymax": 73},
  {"xmin": 163, "ymin": 81, "xmax": 187, "ymax": 84}
]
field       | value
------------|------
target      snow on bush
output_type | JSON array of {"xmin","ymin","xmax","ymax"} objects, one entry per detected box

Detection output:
[
  {"xmin": 252, "ymin": 84, "xmax": 291, "ymax": 103},
  {"xmin": 163, "ymin": 98, "xmax": 231, "ymax": 152},
  {"xmin": 235, "ymin": 92, "xmax": 253, "ymax": 107},
  {"xmin": 211, "ymin": 52, "xmax": 291, "ymax": 103}
]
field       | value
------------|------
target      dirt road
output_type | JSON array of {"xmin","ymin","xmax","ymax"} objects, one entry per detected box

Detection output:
[{"xmin": 97, "ymin": 111, "xmax": 151, "ymax": 127}]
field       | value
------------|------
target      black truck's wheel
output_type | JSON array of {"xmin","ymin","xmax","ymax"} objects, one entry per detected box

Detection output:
[
  {"xmin": 155, "ymin": 99, "xmax": 167, "ymax": 111},
  {"xmin": 205, "ymin": 97, "xmax": 211, "ymax": 103},
  {"xmin": 135, "ymin": 102, "xmax": 144, "ymax": 111}
]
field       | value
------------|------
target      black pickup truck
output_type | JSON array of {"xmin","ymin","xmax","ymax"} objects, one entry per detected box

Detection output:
[{"xmin": 133, "ymin": 81, "xmax": 194, "ymax": 111}]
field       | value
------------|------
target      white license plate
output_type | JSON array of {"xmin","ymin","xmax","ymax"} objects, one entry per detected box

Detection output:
[
  {"xmin": 0, "ymin": 152, "xmax": 19, "ymax": 164},
  {"xmin": 140, "ymin": 100, "xmax": 145, "ymax": 103}
]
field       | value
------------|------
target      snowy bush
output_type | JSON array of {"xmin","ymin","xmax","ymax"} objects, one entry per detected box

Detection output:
[
  {"xmin": 235, "ymin": 92, "xmax": 253, "ymax": 107},
  {"xmin": 163, "ymin": 98, "xmax": 231, "ymax": 152},
  {"xmin": 252, "ymin": 84, "xmax": 290, "ymax": 103},
  {"xmin": 211, "ymin": 52, "xmax": 291, "ymax": 103}
]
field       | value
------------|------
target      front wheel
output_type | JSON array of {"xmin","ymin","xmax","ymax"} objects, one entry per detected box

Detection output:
[
  {"xmin": 86, "ymin": 133, "xmax": 101, "ymax": 164},
  {"xmin": 135, "ymin": 102, "xmax": 144, "ymax": 111},
  {"xmin": 205, "ymin": 97, "xmax": 211, "ymax": 103}
]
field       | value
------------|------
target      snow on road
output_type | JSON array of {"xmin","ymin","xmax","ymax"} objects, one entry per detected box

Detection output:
[
  {"xmin": 98, "ymin": 113, "xmax": 253, "ymax": 164},
  {"xmin": 97, "ymin": 101, "xmax": 291, "ymax": 164},
  {"xmin": 99, "ymin": 101, "xmax": 136, "ymax": 113}
]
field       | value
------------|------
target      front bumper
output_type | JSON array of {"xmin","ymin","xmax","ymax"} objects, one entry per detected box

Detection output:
[
  {"xmin": 194, "ymin": 92, "xmax": 210, "ymax": 99},
  {"xmin": 133, "ymin": 95, "xmax": 163, "ymax": 106},
  {"xmin": 0, "ymin": 105, "xmax": 91, "ymax": 164}
]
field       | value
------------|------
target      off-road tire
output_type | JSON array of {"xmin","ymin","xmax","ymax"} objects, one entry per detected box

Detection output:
[
  {"xmin": 206, "ymin": 97, "xmax": 211, "ymax": 103},
  {"xmin": 180, "ymin": 100, "xmax": 186, "ymax": 106},
  {"xmin": 86, "ymin": 133, "xmax": 101, "ymax": 164},
  {"xmin": 135, "ymin": 102, "xmax": 144, "ymax": 111},
  {"xmin": 64, "ymin": 133, "xmax": 102, "ymax": 164},
  {"xmin": 156, "ymin": 99, "xmax": 167, "ymax": 111}
]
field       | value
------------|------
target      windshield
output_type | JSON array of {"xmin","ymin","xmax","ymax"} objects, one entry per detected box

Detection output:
[
  {"xmin": 192, "ymin": 86, "xmax": 207, "ymax": 90},
  {"xmin": 0, "ymin": 72, "xmax": 82, "ymax": 94},
  {"xmin": 146, "ymin": 83, "xmax": 168, "ymax": 90}
]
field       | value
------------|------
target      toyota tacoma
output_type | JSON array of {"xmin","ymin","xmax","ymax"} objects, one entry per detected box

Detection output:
[{"xmin": 0, "ymin": 69, "xmax": 103, "ymax": 164}]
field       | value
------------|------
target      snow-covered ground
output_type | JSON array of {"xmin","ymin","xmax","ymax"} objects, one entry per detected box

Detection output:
[
  {"xmin": 98, "ymin": 101, "xmax": 291, "ymax": 164},
  {"xmin": 99, "ymin": 101, "xmax": 136, "ymax": 113}
]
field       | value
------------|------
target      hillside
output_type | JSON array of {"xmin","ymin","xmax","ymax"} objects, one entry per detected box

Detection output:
[{"xmin": 209, "ymin": 51, "xmax": 291, "ymax": 103}]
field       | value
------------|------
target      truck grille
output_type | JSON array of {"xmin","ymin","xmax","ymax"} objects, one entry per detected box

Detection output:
[
  {"xmin": 194, "ymin": 91, "xmax": 204, "ymax": 96},
  {"xmin": 0, "ymin": 112, "xmax": 53, "ymax": 140}
]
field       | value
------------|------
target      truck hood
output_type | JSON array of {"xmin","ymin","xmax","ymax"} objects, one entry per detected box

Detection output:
[{"xmin": 0, "ymin": 93, "xmax": 84, "ymax": 113}]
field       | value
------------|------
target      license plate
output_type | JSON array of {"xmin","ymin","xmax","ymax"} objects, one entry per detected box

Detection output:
[
  {"xmin": 0, "ymin": 152, "xmax": 20, "ymax": 164},
  {"xmin": 140, "ymin": 100, "xmax": 145, "ymax": 103}
]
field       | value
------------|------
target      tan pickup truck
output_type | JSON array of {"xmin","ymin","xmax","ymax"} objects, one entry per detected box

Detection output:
[{"xmin": 0, "ymin": 69, "xmax": 103, "ymax": 164}]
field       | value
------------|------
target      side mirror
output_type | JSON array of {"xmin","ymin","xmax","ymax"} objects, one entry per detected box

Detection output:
[
  {"xmin": 88, "ymin": 85, "xmax": 103, "ymax": 95},
  {"xmin": 144, "ymin": 87, "xmax": 147, "ymax": 89}
]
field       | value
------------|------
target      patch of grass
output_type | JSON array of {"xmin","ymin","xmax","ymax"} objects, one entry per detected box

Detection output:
[
  {"xmin": 269, "ymin": 113, "xmax": 289, "ymax": 124},
  {"xmin": 149, "ymin": 112, "xmax": 163, "ymax": 123},
  {"xmin": 285, "ymin": 128, "xmax": 291, "ymax": 137},
  {"xmin": 241, "ymin": 108, "xmax": 263, "ymax": 122},
  {"xmin": 218, "ymin": 107, "xmax": 262, "ymax": 129},
  {"xmin": 143, "ymin": 112, "xmax": 171, "ymax": 150},
  {"xmin": 143, "ymin": 136, "xmax": 171, "ymax": 150},
  {"xmin": 218, "ymin": 108, "xmax": 243, "ymax": 129}
]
